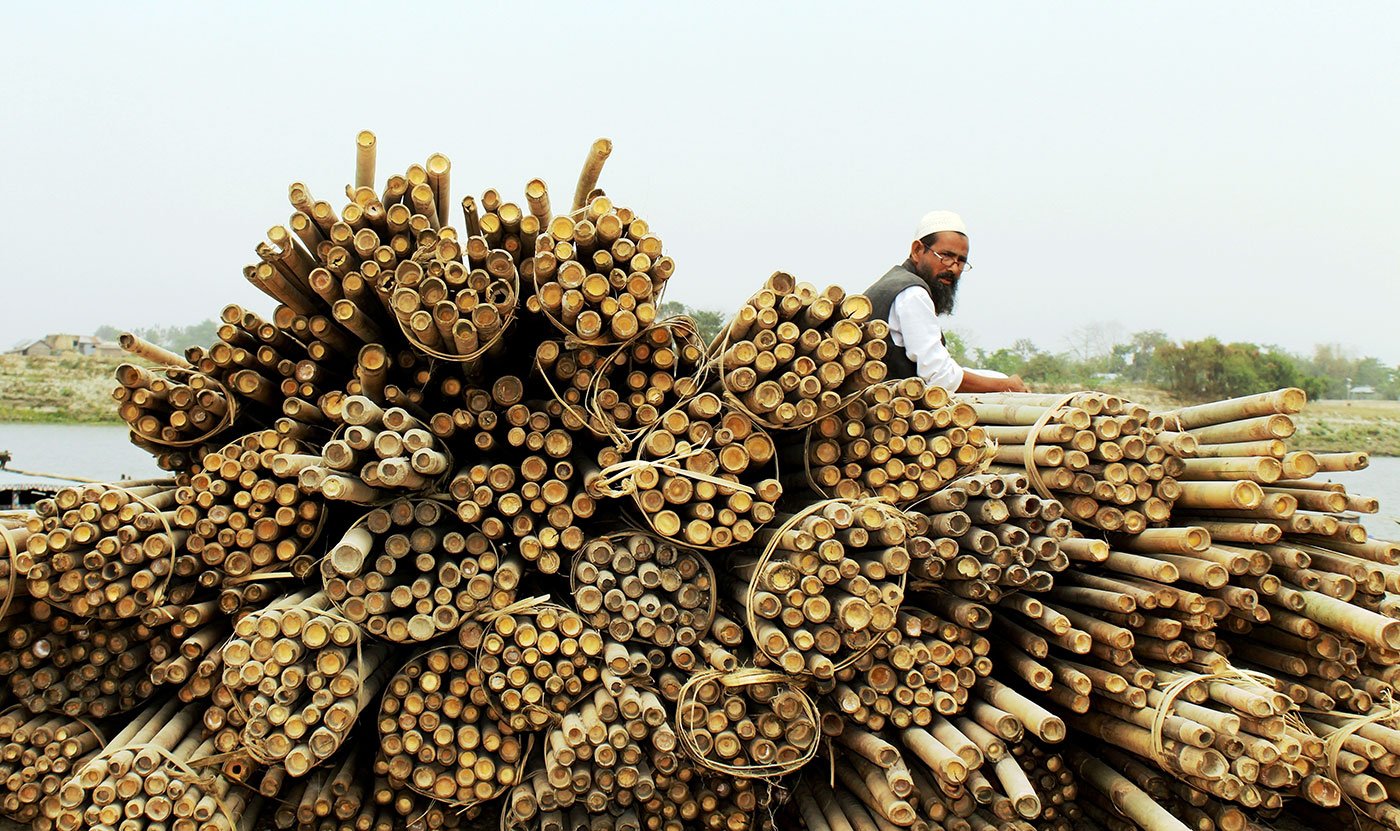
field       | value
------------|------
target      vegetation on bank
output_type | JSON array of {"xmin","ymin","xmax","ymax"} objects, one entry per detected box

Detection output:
[{"xmin": 0, "ymin": 355, "xmax": 127, "ymax": 423}]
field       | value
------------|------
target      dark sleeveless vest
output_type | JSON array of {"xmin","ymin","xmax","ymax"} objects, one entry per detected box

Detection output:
[{"xmin": 862, "ymin": 264, "xmax": 934, "ymax": 380}]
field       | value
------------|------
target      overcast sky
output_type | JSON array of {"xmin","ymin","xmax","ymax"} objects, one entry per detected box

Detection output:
[{"xmin": 4, "ymin": 3, "xmax": 1398, "ymax": 364}]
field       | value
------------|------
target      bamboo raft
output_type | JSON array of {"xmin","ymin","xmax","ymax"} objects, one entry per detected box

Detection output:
[{"xmin": 1, "ymin": 135, "xmax": 1396, "ymax": 831}]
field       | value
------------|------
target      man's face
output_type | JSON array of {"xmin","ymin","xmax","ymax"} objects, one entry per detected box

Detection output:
[{"xmin": 910, "ymin": 232, "xmax": 970, "ymax": 314}]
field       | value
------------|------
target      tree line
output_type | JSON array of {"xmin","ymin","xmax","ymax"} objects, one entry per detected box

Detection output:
[{"xmin": 947, "ymin": 328, "xmax": 1398, "ymax": 402}]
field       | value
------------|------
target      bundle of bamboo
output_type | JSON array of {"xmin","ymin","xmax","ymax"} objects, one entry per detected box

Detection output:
[
  {"xmin": 386, "ymin": 237, "xmax": 519, "ymax": 365},
  {"xmin": 529, "ymin": 193, "xmax": 673, "ymax": 346},
  {"xmin": 603, "ymin": 392, "xmax": 782, "ymax": 549},
  {"xmin": 475, "ymin": 603, "xmax": 605, "ymax": 732},
  {"xmin": 114, "ymin": 359, "xmax": 237, "ymax": 450},
  {"xmin": 0, "ymin": 709, "xmax": 104, "ymax": 825},
  {"xmin": 535, "ymin": 316, "xmax": 707, "ymax": 446},
  {"xmin": 49, "ymin": 698, "xmax": 261, "ymax": 831},
  {"xmin": 175, "ymin": 430, "xmax": 325, "ymax": 612},
  {"xmin": 221, "ymin": 589, "xmax": 392, "ymax": 777},
  {"xmin": 570, "ymin": 531, "xmax": 716, "ymax": 647},
  {"xmin": 297, "ymin": 395, "xmax": 454, "ymax": 501},
  {"xmin": 531, "ymin": 684, "xmax": 677, "ymax": 814},
  {"xmin": 675, "ymin": 669, "xmax": 820, "ymax": 776},
  {"xmin": 378, "ymin": 642, "xmax": 528, "ymax": 805},
  {"xmin": 730, "ymin": 498, "xmax": 913, "ymax": 678},
  {"xmin": 793, "ymin": 692, "xmax": 1076, "ymax": 830},
  {"xmin": 502, "ymin": 757, "xmax": 769, "ymax": 831},
  {"xmin": 961, "ymin": 391, "xmax": 1183, "ymax": 533},
  {"xmin": 828, "ymin": 602, "xmax": 992, "ymax": 730},
  {"xmin": 443, "ymin": 381, "xmax": 596, "ymax": 576},
  {"xmin": 19, "ymin": 481, "xmax": 183, "ymax": 618},
  {"xmin": 267, "ymin": 749, "xmax": 480, "ymax": 831},
  {"xmin": 0, "ymin": 600, "xmax": 175, "ymax": 717},
  {"xmin": 796, "ymin": 377, "xmax": 988, "ymax": 502},
  {"xmin": 321, "ymin": 498, "xmax": 520, "ymax": 642},
  {"xmin": 712, "ymin": 273, "xmax": 889, "ymax": 430}
]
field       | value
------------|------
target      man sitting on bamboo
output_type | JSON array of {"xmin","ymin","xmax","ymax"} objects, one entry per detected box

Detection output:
[{"xmin": 863, "ymin": 210, "xmax": 1028, "ymax": 393}]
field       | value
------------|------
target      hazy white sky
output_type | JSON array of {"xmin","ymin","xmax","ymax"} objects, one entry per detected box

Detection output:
[{"xmin": 4, "ymin": 3, "xmax": 1398, "ymax": 363}]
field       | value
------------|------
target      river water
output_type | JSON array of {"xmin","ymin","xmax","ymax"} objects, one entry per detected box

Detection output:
[
  {"xmin": 0, "ymin": 423, "xmax": 163, "ymax": 482},
  {"xmin": 1, "ymin": 422, "xmax": 1397, "ymax": 540}
]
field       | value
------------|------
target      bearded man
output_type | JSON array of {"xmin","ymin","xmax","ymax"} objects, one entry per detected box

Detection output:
[{"xmin": 862, "ymin": 210, "xmax": 1028, "ymax": 393}]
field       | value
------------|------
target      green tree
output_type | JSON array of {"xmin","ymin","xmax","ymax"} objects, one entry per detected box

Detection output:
[
  {"xmin": 944, "ymin": 330, "xmax": 972, "ymax": 365},
  {"xmin": 94, "ymin": 320, "xmax": 219, "ymax": 351},
  {"xmin": 1155, "ymin": 338, "xmax": 1316, "ymax": 402},
  {"xmin": 1304, "ymin": 343, "xmax": 1355, "ymax": 399},
  {"xmin": 657, "ymin": 301, "xmax": 728, "ymax": 343},
  {"xmin": 1121, "ymin": 330, "xmax": 1171, "ymax": 384}
]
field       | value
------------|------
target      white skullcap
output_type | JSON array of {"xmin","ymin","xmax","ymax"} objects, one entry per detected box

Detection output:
[{"xmin": 915, "ymin": 210, "xmax": 967, "ymax": 242}]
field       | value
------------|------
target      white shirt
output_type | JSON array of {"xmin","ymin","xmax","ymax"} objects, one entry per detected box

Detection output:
[{"xmin": 887, "ymin": 286, "xmax": 965, "ymax": 391}]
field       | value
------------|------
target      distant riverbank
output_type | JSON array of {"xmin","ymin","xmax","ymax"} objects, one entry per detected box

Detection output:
[{"xmin": 1, "ymin": 355, "xmax": 1397, "ymax": 455}]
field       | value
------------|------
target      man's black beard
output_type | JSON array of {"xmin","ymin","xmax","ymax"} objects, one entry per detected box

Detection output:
[{"xmin": 928, "ymin": 272, "xmax": 959, "ymax": 314}]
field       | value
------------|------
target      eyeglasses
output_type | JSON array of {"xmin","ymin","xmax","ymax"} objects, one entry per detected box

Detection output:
[{"xmin": 928, "ymin": 249, "xmax": 972, "ymax": 271}]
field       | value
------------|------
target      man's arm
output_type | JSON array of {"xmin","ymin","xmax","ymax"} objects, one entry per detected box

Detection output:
[
  {"xmin": 890, "ymin": 288, "xmax": 1028, "ymax": 393},
  {"xmin": 888, "ymin": 288, "xmax": 965, "ymax": 390},
  {"xmin": 956, "ymin": 369, "xmax": 1028, "ymax": 393}
]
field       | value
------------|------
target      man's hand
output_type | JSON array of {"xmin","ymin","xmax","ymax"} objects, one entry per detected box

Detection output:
[{"xmin": 1003, "ymin": 374, "xmax": 1029, "ymax": 393}]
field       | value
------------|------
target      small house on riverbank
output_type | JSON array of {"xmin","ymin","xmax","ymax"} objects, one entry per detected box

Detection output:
[{"xmin": 8, "ymin": 333, "xmax": 122, "ymax": 358}]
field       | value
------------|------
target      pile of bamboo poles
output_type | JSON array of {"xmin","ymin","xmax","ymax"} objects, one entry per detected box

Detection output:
[
  {"xmin": 906, "ymin": 472, "xmax": 1074, "ymax": 604},
  {"xmin": 729, "ymin": 498, "xmax": 913, "ymax": 678},
  {"xmin": 602, "ymin": 392, "xmax": 782, "ymax": 549},
  {"xmin": 796, "ymin": 377, "xmax": 988, "ymax": 502},
  {"xmin": 321, "ymin": 498, "xmax": 520, "ymax": 642},
  {"xmin": 712, "ymin": 272, "xmax": 890, "ymax": 430},
  {"xmin": 221, "ymin": 588, "xmax": 391, "ymax": 777},
  {"xmin": 528, "ymin": 190, "xmax": 673, "ymax": 346},
  {"xmin": 18, "ymin": 481, "xmax": 182, "ymax": 618},
  {"xmin": 13, "ymin": 134, "xmax": 1400, "ymax": 831},
  {"xmin": 961, "ymin": 391, "xmax": 1183, "ymax": 533},
  {"xmin": 571, "ymin": 531, "xmax": 716, "ymax": 647}
]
